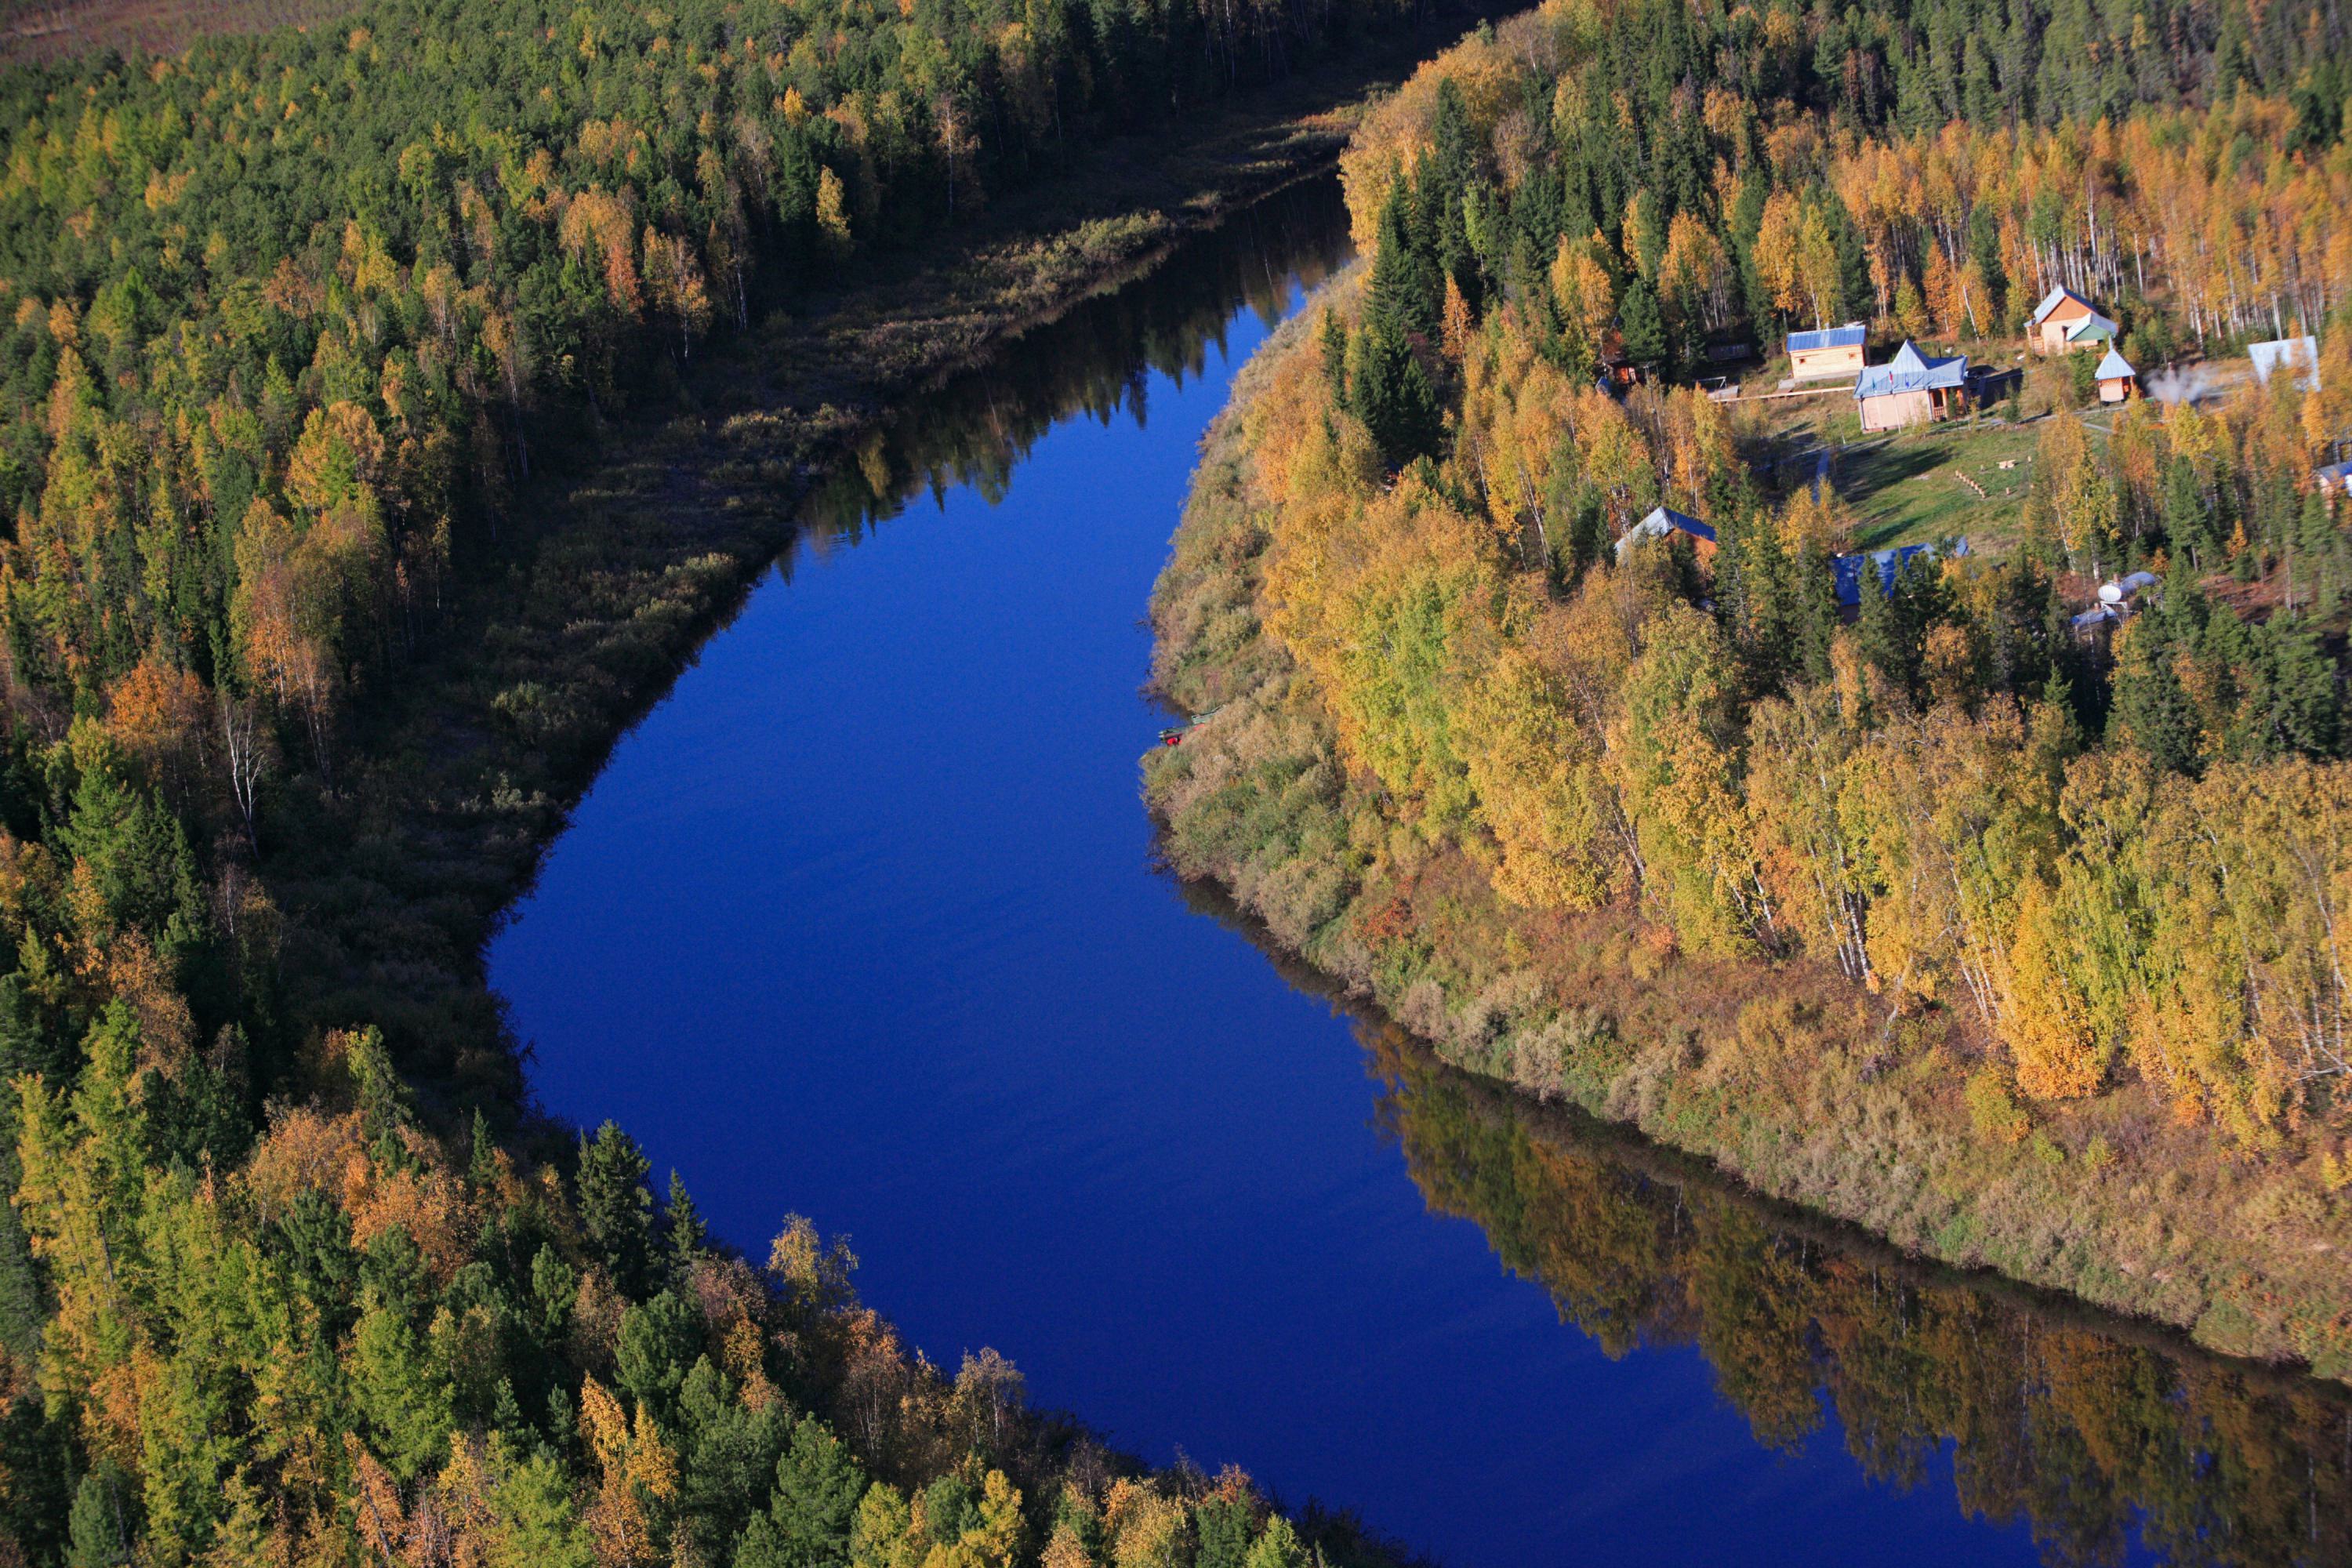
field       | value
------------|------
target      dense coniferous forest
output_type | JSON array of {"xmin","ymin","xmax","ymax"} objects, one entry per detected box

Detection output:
[
  {"xmin": 1149, "ymin": 0, "xmax": 2352, "ymax": 1374},
  {"xmin": 0, "ymin": 0, "xmax": 1459, "ymax": 1563}
]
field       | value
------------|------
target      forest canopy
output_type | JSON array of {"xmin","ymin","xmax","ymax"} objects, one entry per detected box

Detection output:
[
  {"xmin": 1156, "ymin": 0, "xmax": 2352, "ymax": 1178},
  {"xmin": 0, "ymin": 0, "xmax": 1461, "ymax": 1563}
]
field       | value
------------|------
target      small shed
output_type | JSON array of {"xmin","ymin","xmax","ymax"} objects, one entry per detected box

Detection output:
[
  {"xmin": 2315, "ymin": 459, "xmax": 2352, "ymax": 497},
  {"xmin": 1615, "ymin": 505, "xmax": 1717, "ymax": 562},
  {"xmin": 2095, "ymin": 347, "xmax": 2136, "ymax": 403},
  {"xmin": 2250, "ymin": 336, "xmax": 2320, "ymax": 391},
  {"xmin": 1788, "ymin": 323, "xmax": 1867, "ymax": 382},
  {"xmin": 1854, "ymin": 342, "xmax": 1972, "ymax": 431},
  {"xmin": 2029, "ymin": 286, "xmax": 2112, "ymax": 354},
  {"xmin": 2071, "ymin": 603, "xmax": 2120, "ymax": 642}
]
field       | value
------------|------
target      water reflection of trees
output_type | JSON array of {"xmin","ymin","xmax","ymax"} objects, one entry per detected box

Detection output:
[
  {"xmin": 1372, "ymin": 1027, "xmax": 2352, "ymax": 1567},
  {"xmin": 793, "ymin": 174, "xmax": 1351, "ymax": 540}
]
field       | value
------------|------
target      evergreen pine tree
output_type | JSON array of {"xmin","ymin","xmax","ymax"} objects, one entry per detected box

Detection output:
[
  {"xmin": 2111, "ymin": 619, "xmax": 2202, "ymax": 774},
  {"xmin": 469, "ymin": 1107, "xmax": 499, "ymax": 1189},
  {"xmin": 1367, "ymin": 183, "xmax": 1436, "ymax": 339},
  {"xmin": 1196, "ymin": 1496, "xmax": 1254, "ymax": 1568},
  {"xmin": 748, "ymin": 1417, "xmax": 867, "ymax": 1568},
  {"xmin": 1620, "ymin": 277, "xmax": 1668, "ymax": 376},
  {"xmin": 1243, "ymin": 1517, "xmax": 1312, "ymax": 1568},
  {"xmin": 66, "ymin": 1466, "xmax": 132, "ymax": 1568},
  {"xmin": 577, "ymin": 1120, "xmax": 656, "ymax": 1294},
  {"xmin": 1352, "ymin": 317, "xmax": 1444, "ymax": 470},
  {"xmin": 665, "ymin": 1168, "xmax": 710, "ymax": 1272},
  {"xmin": 1319, "ymin": 309, "xmax": 1350, "ymax": 410}
]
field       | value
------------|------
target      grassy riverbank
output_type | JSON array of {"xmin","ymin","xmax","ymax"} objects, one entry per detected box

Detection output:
[{"xmin": 1144, "ymin": 294, "xmax": 2352, "ymax": 1382}]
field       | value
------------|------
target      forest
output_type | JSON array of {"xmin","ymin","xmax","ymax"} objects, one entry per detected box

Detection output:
[
  {"xmin": 0, "ymin": 0, "xmax": 1460, "ymax": 1562},
  {"xmin": 1148, "ymin": 0, "xmax": 2352, "ymax": 1372}
]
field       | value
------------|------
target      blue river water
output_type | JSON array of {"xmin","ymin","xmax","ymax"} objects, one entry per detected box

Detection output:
[{"xmin": 487, "ymin": 181, "xmax": 2223, "ymax": 1565}]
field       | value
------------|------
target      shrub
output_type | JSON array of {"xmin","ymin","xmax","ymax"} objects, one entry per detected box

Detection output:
[{"xmin": 1965, "ymin": 1069, "xmax": 2031, "ymax": 1145}]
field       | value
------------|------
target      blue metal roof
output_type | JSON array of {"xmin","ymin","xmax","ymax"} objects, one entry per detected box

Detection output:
[
  {"xmin": 1832, "ymin": 538, "xmax": 1968, "ymax": 607},
  {"xmin": 1652, "ymin": 506, "xmax": 1715, "ymax": 543},
  {"xmin": 1615, "ymin": 506, "xmax": 1716, "ymax": 559},
  {"xmin": 1854, "ymin": 341, "xmax": 1969, "ymax": 401},
  {"xmin": 1789, "ymin": 324, "xmax": 1867, "ymax": 353}
]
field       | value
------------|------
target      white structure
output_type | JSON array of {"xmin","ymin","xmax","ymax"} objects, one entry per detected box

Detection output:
[{"xmin": 2249, "ymin": 336, "xmax": 2319, "ymax": 391}]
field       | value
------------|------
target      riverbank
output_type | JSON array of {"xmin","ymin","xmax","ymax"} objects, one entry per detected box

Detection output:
[
  {"xmin": 251, "ymin": 32, "xmax": 1484, "ymax": 1127},
  {"xmin": 1143, "ymin": 293, "xmax": 2352, "ymax": 1383}
]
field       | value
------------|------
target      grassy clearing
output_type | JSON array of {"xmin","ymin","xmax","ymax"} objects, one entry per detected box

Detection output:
[
  {"xmin": 0, "ymin": 0, "xmax": 361, "ymax": 64},
  {"xmin": 1737, "ymin": 393, "xmax": 2045, "ymax": 553},
  {"xmin": 1837, "ymin": 417, "xmax": 2047, "ymax": 548}
]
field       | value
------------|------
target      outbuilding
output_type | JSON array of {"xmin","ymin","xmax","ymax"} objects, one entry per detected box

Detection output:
[
  {"xmin": 2250, "ymin": 336, "xmax": 2320, "ymax": 392},
  {"xmin": 1615, "ymin": 505, "xmax": 1717, "ymax": 563},
  {"xmin": 2095, "ymin": 347, "xmax": 2136, "ymax": 403},
  {"xmin": 1831, "ymin": 538, "xmax": 1969, "ymax": 610},
  {"xmin": 2028, "ymin": 286, "xmax": 2116, "ymax": 354},
  {"xmin": 1787, "ymin": 323, "xmax": 1867, "ymax": 382},
  {"xmin": 1854, "ymin": 342, "xmax": 1972, "ymax": 431}
]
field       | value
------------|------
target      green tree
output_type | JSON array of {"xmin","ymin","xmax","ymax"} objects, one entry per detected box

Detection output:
[
  {"xmin": 350, "ymin": 1287, "xmax": 456, "ymax": 1482},
  {"xmin": 66, "ymin": 1465, "xmax": 133, "ymax": 1568},
  {"xmin": 1352, "ymin": 320, "xmax": 1445, "ymax": 470},
  {"xmin": 741, "ymin": 1417, "xmax": 867, "ymax": 1568},
  {"xmin": 578, "ymin": 1120, "xmax": 656, "ymax": 1294},
  {"xmin": 1619, "ymin": 278, "xmax": 1668, "ymax": 377}
]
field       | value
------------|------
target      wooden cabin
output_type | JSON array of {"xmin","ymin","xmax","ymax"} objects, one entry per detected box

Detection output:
[
  {"xmin": 1787, "ymin": 322, "xmax": 1867, "ymax": 382},
  {"xmin": 1854, "ymin": 342, "xmax": 1972, "ymax": 431},
  {"xmin": 2095, "ymin": 347, "xmax": 2136, "ymax": 404},
  {"xmin": 2029, "ymin": 286, "xmax": 2116, "ymax": 354}
]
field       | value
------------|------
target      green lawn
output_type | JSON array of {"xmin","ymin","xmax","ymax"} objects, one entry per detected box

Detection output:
[{"xmin": 1835, "ymin": 418, "xmax": 2046, "ymax": 550}]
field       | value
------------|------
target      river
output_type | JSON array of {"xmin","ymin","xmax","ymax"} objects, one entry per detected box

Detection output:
[{"xmin": 488, "ymin": 176, "xmax": 2350, "ymax": 1566}]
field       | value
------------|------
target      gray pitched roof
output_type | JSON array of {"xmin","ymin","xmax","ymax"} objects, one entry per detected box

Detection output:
[
  {"xmin": 2030, "ymin": 285, "xmax": 2094, "ymax": 326},
  {"xmin": 1854, "ymin": 341, "xmax": 1969, "ymax": 400}
]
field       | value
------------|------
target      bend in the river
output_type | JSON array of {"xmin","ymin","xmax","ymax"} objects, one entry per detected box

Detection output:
[{"xmin": 490, "ymin": 175, "xmax": 2352, "ymax": 1568}]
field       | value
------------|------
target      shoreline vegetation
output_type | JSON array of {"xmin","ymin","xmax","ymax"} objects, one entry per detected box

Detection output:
[
  {"xmin": 1172, "ymin": 859, "xmax": 2352, "ymax": 1555},
  {"xmin": 1145, "ymin": 0, "xmax": 2352, "ymax": 1382},
  {"xmin": 0, "ymin": 0, "xmax": 1501, "ymax": 1559},
  {"xmin": 1148, "ymin": 270, "xmax": 2352, "ymax": 1385}
]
